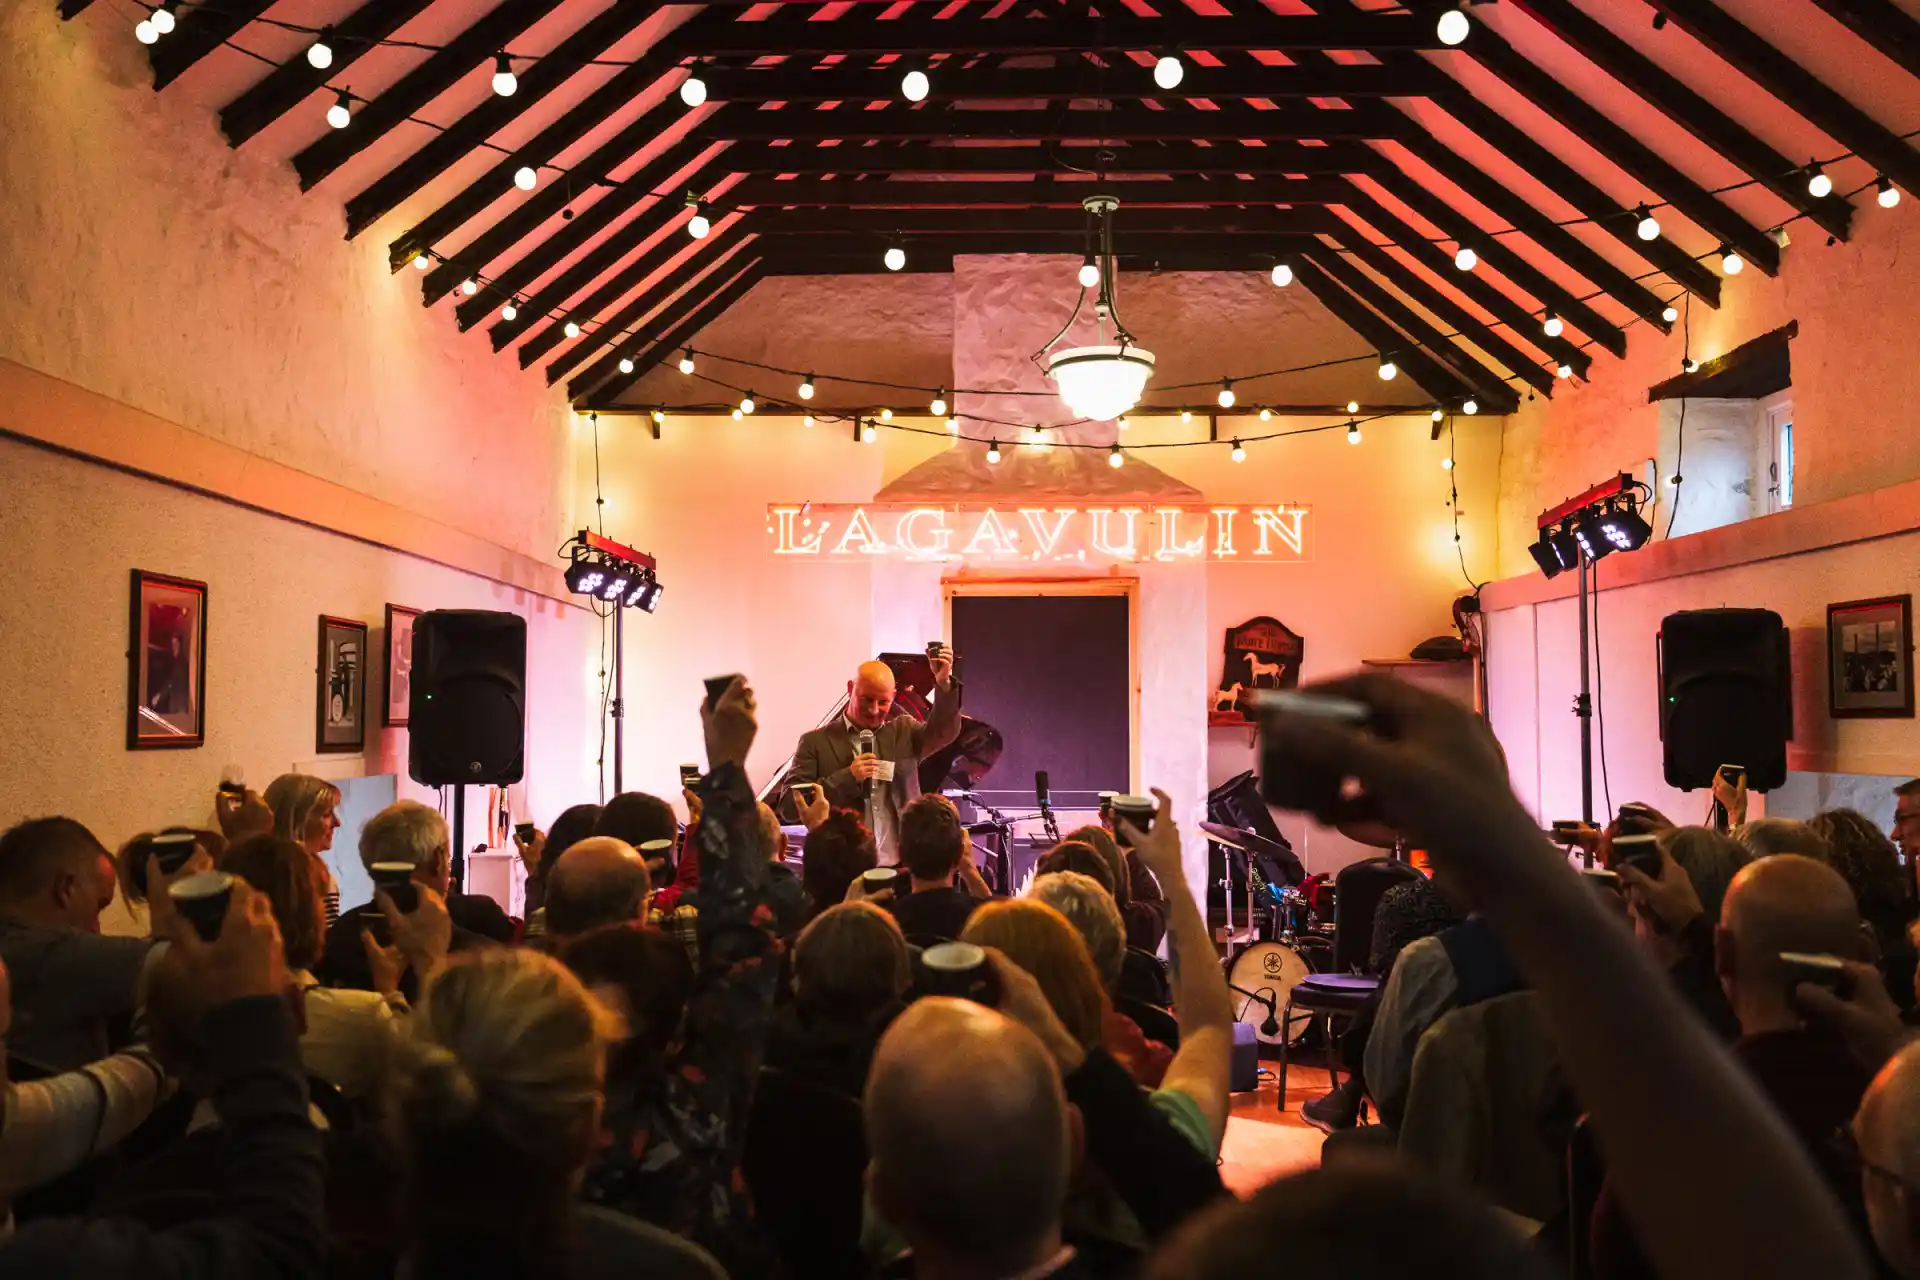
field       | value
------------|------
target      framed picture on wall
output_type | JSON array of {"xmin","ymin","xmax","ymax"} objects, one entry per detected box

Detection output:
[
  {"xmin": 127, "ymin": 569, "xmax": 208, "ymax": 750},
  {"xmin": 383, "ymin": 604, "xmax": 421, "ymax": 728},
  {"xmin": 1828, "ymin": 595, "xmax": 1915, "ymax": 719},
  {"xmin": 317, "ymin": 615, "xmax": 369, "ymax": 753}
]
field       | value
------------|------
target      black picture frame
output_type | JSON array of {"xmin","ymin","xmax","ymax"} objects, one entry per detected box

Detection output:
[
  {"xmin": 1828, "ymin": 595, "xmax": 1915, "ymax": 719},
  {"xmin": 127, "ymin": 569, "xmax": 208, "ymax": 750},
  {"xmin": 383, "ymin": 604, "xmax": 421, "ymax": 728},
  {"xmin": 317, "ymin": 615, "xmax": 370, "ymax": 753}
]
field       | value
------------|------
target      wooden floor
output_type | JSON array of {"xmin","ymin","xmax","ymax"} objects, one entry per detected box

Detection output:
[{"xmin": 1218, "ymin": 1063, "xmax": 1334, "ymax": 1196}]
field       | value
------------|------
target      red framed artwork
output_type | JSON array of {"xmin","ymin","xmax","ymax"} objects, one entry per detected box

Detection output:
[{"xmin": 127, "ymin": 569, "xmax": 208, "ymax": 750}]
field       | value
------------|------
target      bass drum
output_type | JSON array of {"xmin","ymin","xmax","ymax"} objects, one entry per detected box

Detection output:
[{"xmin": 1227, "ymin": 940, "xmax": 1316, "ymax": 1046}]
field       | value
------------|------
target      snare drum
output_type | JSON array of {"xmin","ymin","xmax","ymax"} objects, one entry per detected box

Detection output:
[{"xmin": 1226, "ymin": 940, "xmax": 1316, "ymax": 1046}]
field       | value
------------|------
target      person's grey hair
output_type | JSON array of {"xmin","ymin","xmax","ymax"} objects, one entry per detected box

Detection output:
[
  {"xmin": 1735, "ymin": 818, "xmax": 1832, "ymax": 864},
  {"xmin": 1029, "ymin": 871, "xmax": 1126, "ymax": 991},
  {"xmin": 1660, "ymin": 826, "xmax": 1753, "ymax": 924},
  {"xmin": 359, "ymin": 800, "xmax": 450, "ymax": 874}
]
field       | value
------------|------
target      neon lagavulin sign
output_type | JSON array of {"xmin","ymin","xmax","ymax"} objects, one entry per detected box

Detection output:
[{"xmin": 767, "ymin": 506, "xmax": 1312, "ymax": 563}]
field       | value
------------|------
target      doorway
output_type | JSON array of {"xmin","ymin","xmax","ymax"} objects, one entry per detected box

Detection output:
[{"xmin": 945, "ymin": 582, "xmax": 1137, "ymax": 816}]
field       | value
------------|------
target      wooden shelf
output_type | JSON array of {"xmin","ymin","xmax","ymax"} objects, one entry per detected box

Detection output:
[{"xmin": 1362, "ymin": 656, "xmax": 1471, "ymax": 667}]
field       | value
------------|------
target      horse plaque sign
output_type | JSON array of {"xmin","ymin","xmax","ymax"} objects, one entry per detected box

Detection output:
[{"xmin": 1212, "ymin": 616, "xmax": 1305, "ymax": 725}]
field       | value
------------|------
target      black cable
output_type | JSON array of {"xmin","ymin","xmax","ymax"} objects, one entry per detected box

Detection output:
[
  {"xmin": 1449, "ymin": 417, "xmax": 1483, "ymax": 593},
  {"xmin": 1664, "ymin": 293, "xmax": 1694, "ymax": 540}
]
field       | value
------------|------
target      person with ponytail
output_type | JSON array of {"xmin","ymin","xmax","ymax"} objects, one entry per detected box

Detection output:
[{"xmin": 387, "ymin": 946, "xmax": 722, "ymax": 1280}]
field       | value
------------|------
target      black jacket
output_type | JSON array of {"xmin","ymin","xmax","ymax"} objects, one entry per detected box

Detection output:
[{"xmin": 316, "ymin": 892, "xmax": 513, "ymax": 994}]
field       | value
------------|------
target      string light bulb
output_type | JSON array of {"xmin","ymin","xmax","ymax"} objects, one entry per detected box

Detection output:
[
  {"xmin": 732, "ymin": 408, "xmax": 742, "ymax": 421},
  {"xmin": 1807, "ymin": 162, "xmax": 1833, "ymax": 199},
  {"xmin": 1635, "ymin": 205, "xmax": 1661, "ymax": 241},
  {"xmin": 1378, "ymin": 355, "xmax": 1398, "ymax": 382},
  {"xmin": 930, "ymin": 389, "xmax": 947, "ymax": 417},
  {"xmin": 1078, "ymin": 255, "xmax": 1100, "ymax": 289},
  {"xmin": 1720, "ymin": 245, "xmax": 1744, "ymax": 276},
  {"xmin": 1259, "ymin": 408, "xmax": 1272, "ymax": 421},
  {"xmin": 1346, "ymin": 400, "xmax": 1359, "ymax": 414},
  {"xmin": 1117, "ymin": 416, "xmax": 1128, "ymax": 432},
  {"xmin": 1442, "ymin": 456, "xmax": 1455, "ymax": 471},
  {"xmin": 1463, "ymin": 398, "xmax": 1480, "ymax": 416},
  {"xmin": 1683, "ymin": 357, "xmax": 1700, "ymax": 373},
  {"xmin": 563, "ymin": 320, "xmax": 580, "ymax": 338},
  {"xmin": 677, "ymin": 349, "xmax": 695, "ymax": 375},
  {"xmin": 884, "ymin": 244, "xmax": 906, "ymax": 271},
  {"xmin": 460, "ymin": 278, "xmax": 478, "ymax": 296},
  {"xmin": 986, "ymin": 440, "xmax": 1002, "ymax": 464},
  {"xmin": 1109, "ymin": 444, "xmax": 1124, "ymax": 468},
  {"xmin": 1347, "ymin": 420, "xmax": 1363, "ymax": 445},
  {"xmin": 307, "ymin": 28, "xmax": 335, "ymax": 69},
  {"xmin": 1556, "ymin": 363, "xmax": 1573, "ymax": 380},
  {"xmin": 1217, "ymin": 379, "xmax": 1236, "ymax": 408},
  {"xmin": 1662, "ymin": 303, "xmax": 1680, "ymax": 324},
  {"xmin": 326, "ymin": 89, "xmax": 352, "ymax": 130},
  {"xmin": 1431, "ymin": 408, "xmax": 1445, "ymax": 424},
  {"xmin": 1879, "ymin": 176, "xmax": 1902, "ymax": 209},
  {"xmin": 1180, "ymin": 408, "xmax": 1193, "ymax": 424},
  {"xmin": 899, "ymin": 58, "xmax": 930, "ymax": 103},
  {"xmin": 651, "ymin": 409, "xmax": 664, "ymax": 426},
  {"xmin": 149, "ymin": 2, "xmax": 176, "ymax": 35},
  {"xmin": 412, "ymin": 252, "xmax": 431, "ymax": 271},
  {"xmin": 1436, "ymin": 5, "xmax": 1471, "ymax": 46},
  {"xmin": 135, "ymin": 16, "xmax": 159, "ymax": 43},
  {"xmin": 1543, "ymin": 310, "xmax": 1563, "ymax": 339},
  {"xmin": 1271, "ymin": 261, "xmax": 1293, "ymax": 288},
  {"xmin": 492, "ymin": 53, "xmax": 518, "ymax": 97},
  {"xmin": 740, "ymin": 394, "xmax": 756, "ymax": 415},
  {"xmin": 686, "ymin": 195, "xmax": 710, "ymax": 240},
  {"xmin": 619, "ymin": 358, "xmax": 635, "ymax": 374},
  {"xmin": 1454, "ymin": 245, "xmax": 1478, "ymax": 272},
  {"xmin": 804, "ymin": 413, "xmax": 816, "ymax": 428},
  {"xmin": 680, "ymin": 67, "xmax": 707, "ymax": 108},
  {"xmin": 1230, "ymin": 439, "xmax": 1246, "ymax": 463},
  {"xmin": 879, "ymin": 407, "xmax": 893, "ymax": 421},
  {"xmin": 501, "ymin": 300, "xmax": 519, "ymax": 321},
  {"xmin": 946, "ymin": 416, "xmax": 959, "ymax": 434},
  {"xmin": 862, "ymin": 421, "xmax": 877, "ymax": 443},
  {"xmin": 514, "ymin": 165, "xmax": 538, "ymax": 191},
  {"xmin": 799, "ymin": 374, "xmax": 816, "ymax": 400},
  {"xmin": 1153, "ymin": 52, "xmax": 1184, "ymax": 90}
]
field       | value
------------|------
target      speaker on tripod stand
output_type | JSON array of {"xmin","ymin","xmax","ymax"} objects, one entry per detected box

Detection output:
[
  {"xmin": 408, "ymin": 610, "xmax": 526, "ymax": 888},
  {"xmin": 1658, "ymin": 608, "xmax": 1791, "ymax": 791}
]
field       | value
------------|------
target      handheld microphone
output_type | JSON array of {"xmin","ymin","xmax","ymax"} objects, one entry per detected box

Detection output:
[
  {"xmin": 857, "ymin": 729, "xmax": 877, "ymax": 801},
  {"xmin": 1035, "ymin": 770, "xmax": 1051, "ymax": 808}
]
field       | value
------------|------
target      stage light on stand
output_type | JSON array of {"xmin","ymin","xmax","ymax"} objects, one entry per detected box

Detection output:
[
  {"xmin": 1231, "ymin": 439, "xmax": 1246, "ymax": 463},
  {"xmin": 308, "ymin": 28, "xmax": 334, "ymax": 69},
  {"xmin": 1720, "ymin": 245, "xmax": 1744, "ymax": 275},
  {"xmin": 1437, "ymin": 5, "xmax": 1471, "ymax": 45},
  {"xmin": 678, "ymin": 349, "xmax": 695, "ymax": 375},
  {"xmin": 1217, "ymin": 379, "xmax": 1236, "ymax": 408},
  {"xmin": 1635, "ymin": 205, "xmax": 1661, "ymax": 241},
  {"xmin": 799, "ymin": 374, "xmax": 816, "ymax": 400},
  {"xmin": 1879, "ymin": 176, "xmax": 1902, "ymax": 209},
  {"xmin": 327, "ymin": 89, "xmax": 353, "ymax": 129},
  {"xmin": 629, "ymin": 578, "xmax": 663, "ymax": 613},
  {"xmin": 930, "ymin": 389, "xmax": 947, "ymax": 416},
  {"xmin": 1528, "ymin": 524, "xmax": 1572, "ymax": 579},
  {"xmin": 1543, "ymin": 310, "xmax": 1563, "ymax": 338},
  {"xmin": 1153, "ymin": 52, "xmax": 1184, "ymax": 90},
  {"xmin": 492, "ymin": 53, "xmax": 518, "ymax": 97},
  {"xmin": 1807, "ymin": 163, "xmax": 1833, "ymax": 199}
]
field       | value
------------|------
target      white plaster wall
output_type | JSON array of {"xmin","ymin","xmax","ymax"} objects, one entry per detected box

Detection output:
[
  {"xmin": 0, "ymin": 4, "xmax": 571, "ymax": 565},
  {"xmin": 0, "ymin": 436, "xmax": 599, "ymax": 859},
  {"xmin": 1657, "ymin": 398, "xmax": 1765, "ymax": 539}
]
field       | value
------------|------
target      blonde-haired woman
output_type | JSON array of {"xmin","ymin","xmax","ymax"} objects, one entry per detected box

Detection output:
[
  {"xmin": 263, "ymin": 773, "xmax": 342, "ymax": 924},
  {"xmin": 388, "ymin": 947, "xmax": 723, "ymax": 1280}
]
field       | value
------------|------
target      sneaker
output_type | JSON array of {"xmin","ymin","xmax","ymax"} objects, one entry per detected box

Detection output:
[{"xmin": 1300, "ymin": 1080, "xmax": 1362, "ymax": 1134}]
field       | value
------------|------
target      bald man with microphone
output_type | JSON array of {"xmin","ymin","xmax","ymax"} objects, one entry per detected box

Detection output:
[{"xmin": 790, "ymin": 648, "xmax": 960, "ymax": 861}]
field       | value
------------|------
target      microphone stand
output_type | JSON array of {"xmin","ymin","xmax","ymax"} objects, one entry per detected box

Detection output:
[{"xmin": 1226, "ymin": 980, "xmax": 1284, "ymax": 1039}]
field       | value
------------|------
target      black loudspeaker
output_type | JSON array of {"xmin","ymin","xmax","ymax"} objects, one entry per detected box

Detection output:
[
  {"xmin": 1658, "ymin": 609, "xmax": 1791, "ymax": 792},
  {"xmin": 409, "ymin": 610, "xmax": 526, "ymax": 787}
]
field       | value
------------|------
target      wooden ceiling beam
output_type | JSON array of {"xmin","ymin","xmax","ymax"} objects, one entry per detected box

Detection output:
[
  {"xmin": 1808, "ymin": 0, "xmax": 1920, "ymax": 81},
  {"xmin": 712, "ymin": 139, "xmax": 1385, "ymax": 175},
  {"xmin": 1287, "ymin": 258, "xmax": 1499, "ymax": 412},
  {"xmin": 745, "ymin": 206, "xmax": 1341, "ymax": 235},
  {"xmin": 1648, "ymin": 0, "xmax": 1920, "ymax": 197},
  {"xmin": 149, "ymin": 0, "xmax": 274, "ymax": 90},
  {"xmin": 220, "ymin": 0, "xmax": 437, "ymax": 147},
  {"xmin": 699, "ymin": 103, "xmax": 1407, "ymax": 144},
  {"xmin": 572, "ymin": 259, "xmax": 767, "ymax": 404},
  {"xmin": 1501, "ymin": 0, "xmax": 1854, "ymax": 241},
  {"xmin": 675, "ymin": 13, "xmax": 1448, "ymax": 57},
  {"xmin": 728, "ymin": 176, "xmax": 1349, "ymax": 207},
  {"xmin": 541, "ymin": 234, "xmax": 758, "ymax": 381},
  {"xmin": 291, "ymin": 0, "xmax": 572, "ymax": 194},
  {"xmin": 753, "ymin": 234, "xmax": 1289, "ymax": 270},
  {"xmin": 694, "ymin": 62, "xmax": 1443, "ymax": 103}
]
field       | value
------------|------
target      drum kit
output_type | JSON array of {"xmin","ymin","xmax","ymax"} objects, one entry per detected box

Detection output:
[{"xmin": 1205, "ymin": 819, "xmax": 1392, "ymax": 1048}]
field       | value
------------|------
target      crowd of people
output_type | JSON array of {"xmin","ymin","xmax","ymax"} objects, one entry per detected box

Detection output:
[{"xmin": 0, "ymin": 672, "xmax": 1916, "ymax": 1279}]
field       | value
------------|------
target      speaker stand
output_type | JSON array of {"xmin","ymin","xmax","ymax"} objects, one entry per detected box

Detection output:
[
  {"xmin": 450, "ymin": 786, "xmax": 466, "ymax": 894},
  {"xmin": 612, "ymin": 605, "xmax": 626, "ymax": 795},
  {"xmin": 1575, "ymin": 551, "xmax": 1596, "ymax": 849}
]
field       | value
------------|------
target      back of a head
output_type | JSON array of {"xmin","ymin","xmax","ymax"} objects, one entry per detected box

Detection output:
[
  {"xmin": 539, "ymin": 804, "xmax": 603, "ymax": 879},
  {"xmin": 1860, "ymin": 1041, "xmax": 1920, "ymax": 1278},
  {"xmin": 961, "ymin": 898, "xmax": 1109, "ymax": 1050},
  {"xmin": 0, "ymin": 816, "xmax": 105, "ymax": 905},
  {"xmin": 544, "ymin": 837, "xmax": 651, "ymax": 939},
  {"xmin": 1810, "ymin": 808, "xmax": 1912, "ymax": 921},
  {"xmin": 1029, "ymin": 871, "xmax": 1125, "ymax": 991},
  {"xmin": 264, "ymin": 773, "xmax": 340, "ymax": 844},
  {"xmin": 221, "ymin": 835, "xmax": 325, "ymax": 971},
  {"xmin": 1659, "ymin": 826, "xmax": 1753, "ymax": 924},
  {"xmin": 794, "ymin": 901, "xmax": 910, "ymax": 1023},
  {"xmin": 559, "ymin": 922, "xmax": 694, "ymax": 1073},
  {"xmin": 1146, "ymin": 1164, "xmax": 1549, "ymax": 1280},
  {"xmin": 1736, "ymin": 818, "xmax": 1833, "ymax": 864},
  {"xmin": 358, "ymin": 800, "xmax": 449, "ymax": 876},
  {"xmin": 899, "ymin": 795, "xmax": 966, "ymax": 883},
  {"xmin": 866, "ymin": 999, "xmax": 1071, "ymax": 1275},
  {"xmin": 115, "ymin": 827, "xmax": 223, "ymax": 906},
  {"xmin": 799, "ymin": 811, "xmax": 877, "ymax": 913},
  {"xmin": 1033, "ymin": 841, "xmax": 1116, "ymax": 898},
  {"xmin": 595, "ymin": 792, "xmax": 678, "ymax": 849},
  {"xmin": 1062, "ymin": 825, "xmax": 1130, "ymax": 908},
  {"xmin": 390, "ymin": 948, "xmax": 617, "ymax": 1274},
  {"xmin": 1722, "ymin": 854, "xmax": 1864, "ymax": 984}
]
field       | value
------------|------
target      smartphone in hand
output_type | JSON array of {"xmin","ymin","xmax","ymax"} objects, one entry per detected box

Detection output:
[{"xmin": 704, "ymin": 674, "xmax": 741, "ymax": 711}]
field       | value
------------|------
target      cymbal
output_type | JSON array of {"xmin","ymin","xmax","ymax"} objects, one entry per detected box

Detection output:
[{"xmin": 1199, "ymin": 821, "xmax": 1251, "ymax": 850}]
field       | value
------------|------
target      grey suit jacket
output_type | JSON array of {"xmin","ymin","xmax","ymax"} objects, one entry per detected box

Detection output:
[{"xmin": 789, "ymin": 688, "xmax": 962, "ymax": 816}]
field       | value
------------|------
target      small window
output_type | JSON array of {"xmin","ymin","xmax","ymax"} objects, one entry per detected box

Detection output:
[
  {"xmin": 1762, "ymin": 392, "xmax": 1794, "ymax": 512},
  {"xmin": 1778, "ymin": 417, "xmax": 1794, "ymax": 508}
]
